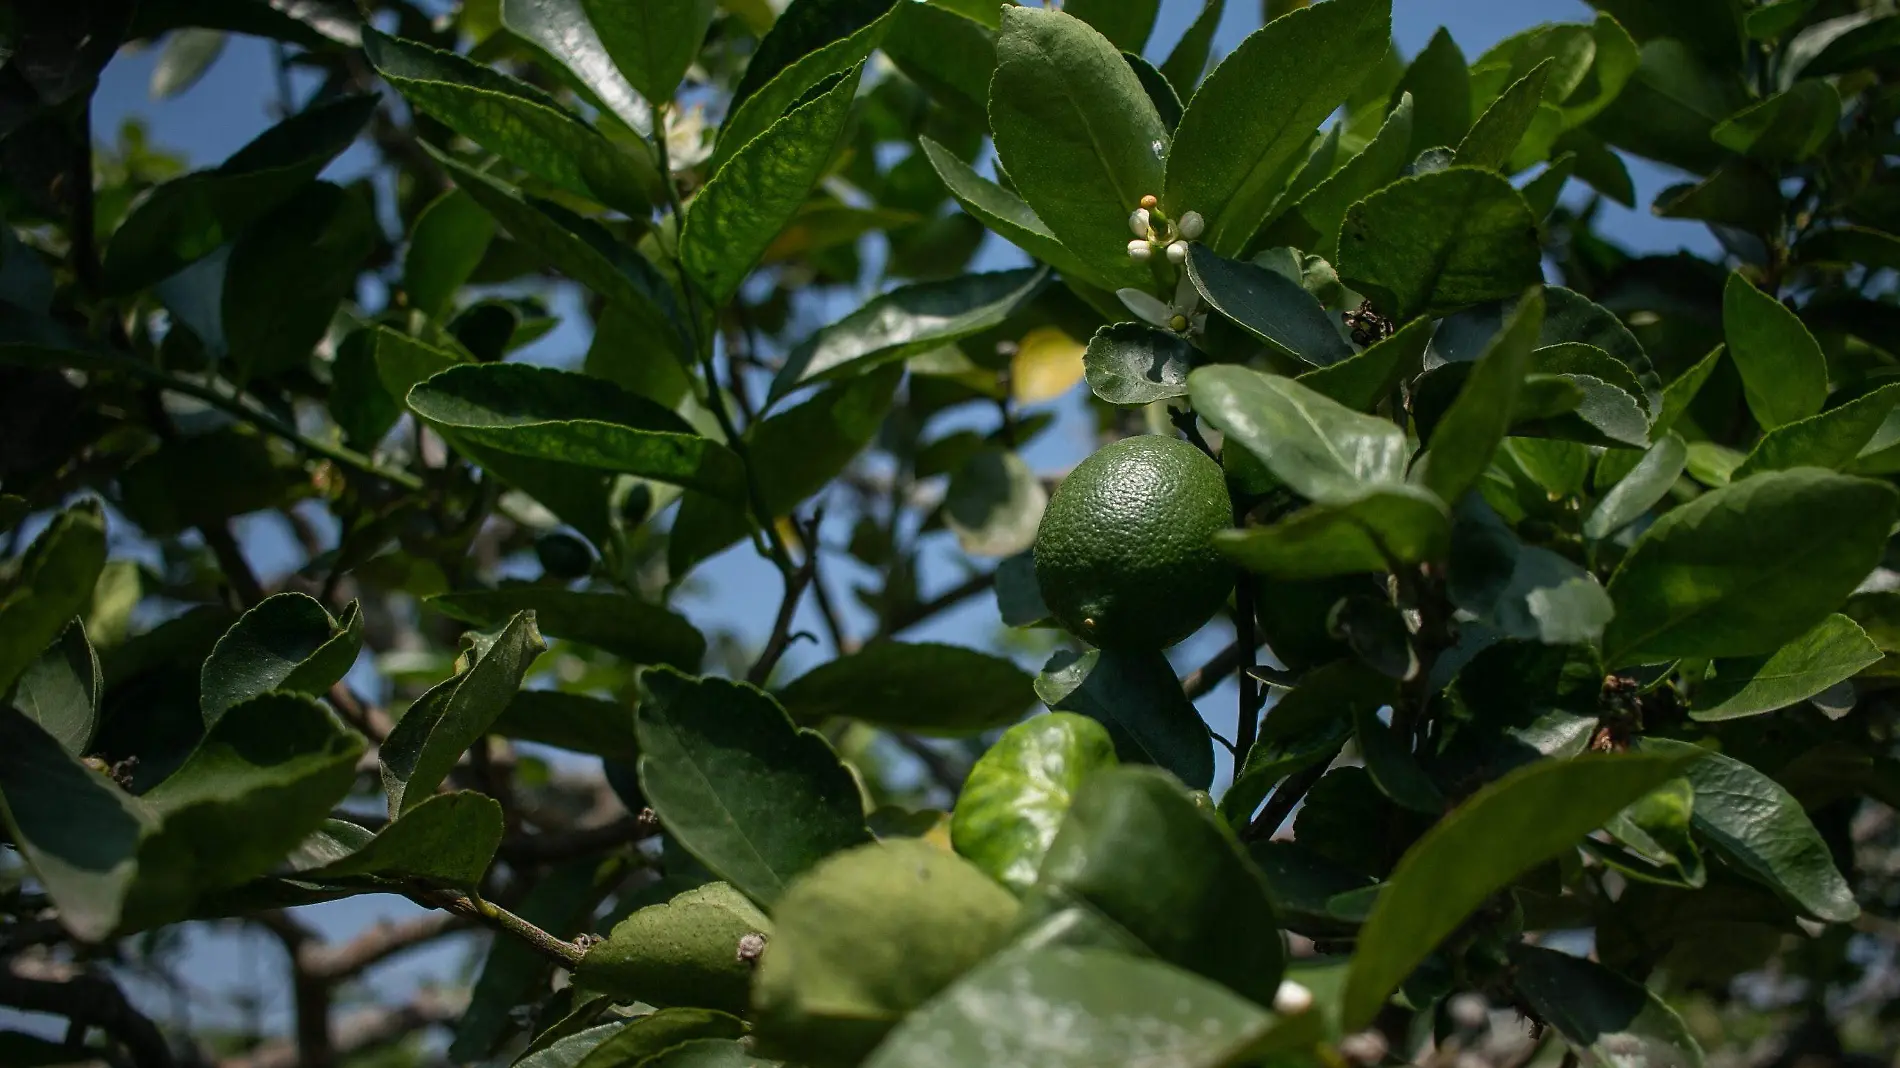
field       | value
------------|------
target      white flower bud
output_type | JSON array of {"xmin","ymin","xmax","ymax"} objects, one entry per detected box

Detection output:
[
  {"xmin": 1129, "ymin": 208, "xmax": 1152, "ymax": 237},
  {"xmin": 1273, "ymin": 979, "xmax": 1313, "ymax": 1015},
  {"xmin": 1448, "ymin": 992, "xmax": 1490, "ymax": 1031},
  {"xmin": 1339, "ymin": 1031, "xmax": 1388, "ymax": 1065},
  {"xmin": 1127, "ymin": 239, "xmax": 1153, "ymax": 263},
  {"xmin": 1166, "ymin": 240, "xmax": 1189, "ymax": 265},
  {"xmin": 1178, "ymin": 211, "xmax": 1206, "ymax": 240}
]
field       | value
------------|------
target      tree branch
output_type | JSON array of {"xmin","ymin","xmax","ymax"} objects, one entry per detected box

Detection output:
[
  {"xmin": 301, "ymin": 913, "xmax": 470, "ymax": 982},
  {"xmin": 0, "ymin": 967, "xmax": 173, "ymax": 1068},
  {"xmin": 406, "ymin": 889, "xmax": 587, "ymax": 970},
  {"xmin": 202, "ymin": 521, "xmax": 265, "ymax": 607},
  {"xmin": 1244, "ymin": 759, "xmax": 1330, "ymax": 842},
  {"xmin": 1181, "ymin": 638, "xmax": 1245, "ymax": 701},
  {"xmin": 871, "ymin": 569, "xmax": 996, "ymax": 644},
  {"xmin": 217, "ymin": 992, "xmax": 459, "ymax": 1068},
  {"xmin": 499, "ymin": 809, "xmax": 661, "ymax": 866}
]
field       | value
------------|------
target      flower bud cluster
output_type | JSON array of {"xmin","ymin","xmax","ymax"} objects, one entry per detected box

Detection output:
[{"xmin": 1126, "ymin": 193, "xmax": 1204, "ymax": 265}]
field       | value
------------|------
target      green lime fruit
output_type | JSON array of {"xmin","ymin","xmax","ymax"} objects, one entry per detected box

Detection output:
[{"xmin": 1033, "ymin": 434, "xmax": 1233, "ymax": 650}]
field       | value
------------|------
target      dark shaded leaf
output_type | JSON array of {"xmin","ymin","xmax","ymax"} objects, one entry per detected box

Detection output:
[
  {"xmin": 380, "ymin": 612, "xmax": 545, "ymax": 813},
  {"xmin": 200, "ymin": 593, "xmax": 362, "ymax": 726},
  {"xmin": 1186, "ymin": 244, "xmax": 1353, "ymax": 367},
  {"xmin": 294, "ymin": 792, "xmax": 502, "ymax": 886},
  {"xmin": 1034, "ymin": 648, "xmax": 1213, "ymax": 790},
  {"xmin": 778, "ymin": 641, "xmax": 1034, "ymax": 736},
  {"xmin": 0, "ymin": 500, "xmax": 106, "ymax": 696},
  {"xmin": 1337, "ymin": 167, "xmax": 1543, "ymax": 321}
]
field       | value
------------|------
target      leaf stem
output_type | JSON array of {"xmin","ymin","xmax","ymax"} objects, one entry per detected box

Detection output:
[{"xmin": 408, "ymin": 887, "xmax": 586, "ymax": 970}]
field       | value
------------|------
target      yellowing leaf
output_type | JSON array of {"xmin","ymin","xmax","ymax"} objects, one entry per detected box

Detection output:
[{"xmin": 1012, "ymin": 326, "xmax": 1086, "ymax": 403}]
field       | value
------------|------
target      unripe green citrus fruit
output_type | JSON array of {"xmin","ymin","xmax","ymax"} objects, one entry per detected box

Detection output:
[{"xmin": 1033, "ymin": 434, "xmax": 1233, "ymax": 650}]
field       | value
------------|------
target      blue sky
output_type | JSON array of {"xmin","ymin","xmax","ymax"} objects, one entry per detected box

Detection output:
[{"xmin": 43, "ymin": 0, "xmax": 1732, "ymax": 1045}]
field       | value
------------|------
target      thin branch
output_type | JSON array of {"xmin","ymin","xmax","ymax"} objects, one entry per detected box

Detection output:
[
  {"xmin": 407, "ymin": 889, "xmax": 587, "ymax": 971},
  {"xmin": 202, "ymin": 521, "xmax": 265, "ymax": 607},
  {"xmin": 749, "ymin": 511, "xmax": 823, "ymax": 685},
  {"xmin": 326, "ymin": 684, "xmax": 393, "ymax": 742},
  {"xmin": 1244, "ymin": 759, "xmax": 1329, "ymax": 842},
  {"xmin": 892, "ymin": 732, "xmax": 962, "ymax": 795},
  {"xmin": 809, "ymin": 555, "xmax": 851, "ymax": 654},
  {"xmin": 871, "ymin": 569, "xmax": 996, "ymax": 643},
  {"xmin": 301, "ymin": 913, "xmax": 471, "ymax": 982},
  {"xmin": 1233, "ymin": 574, "xmax": 1259, "ymax": 765},
  {"xmin": 217, "ymin": 992, "xmax": 459, "ymax": 1068},
  {"xmin": 499, "ymin": 809, "xmax": 661, "ymax": 866},
  {"xmin": 1181, "ymin": 638, "xmax": 1245, "ymax": 701},
  {"xmin": 0, "ymin": 967, "xmax": 174, "ymax": 1068}
]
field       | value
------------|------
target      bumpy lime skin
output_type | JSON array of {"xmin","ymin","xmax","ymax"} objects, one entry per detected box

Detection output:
[{"xmin": 1033, "ymin": 435, "xmax": 1234, "ymax": 650}]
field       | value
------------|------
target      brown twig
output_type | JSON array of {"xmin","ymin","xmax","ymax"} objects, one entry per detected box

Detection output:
[
  {"xmin": 498, "ymin": 809, "xmax": 661, "ymax": 866},
  {"xmin": 748, "ymin": 512, "xmax": 823, "ymax": 685},
  {"xmin": 202, "ymin": 521, "xmax": 266, "ymax": 607},
  {"xmin": 1244, "ymin": 759, "xmax": 1330, "ymax": 842},
  {"xmin": 300, "ymin": 913, "xmax": 470, "ymax": 982},
  {"xmin": 0, "ymin": 966, "xmax": 174, "ymax": 1068},
  {"xmin": 1181, "ymin": 638, "xmax": 1245, "ymax": 701},
  {"xmin": 327, "ymin": 684, "xmax": 393, "ymax": 742},
  {"xmin": 871, "ymin": 569, "xmax": 996, "ymax": 643},
  {"xmin": 892, "ymin": 732, "xmax": 963, "ymax": 795}
]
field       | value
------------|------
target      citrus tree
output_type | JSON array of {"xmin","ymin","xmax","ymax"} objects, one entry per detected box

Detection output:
[{"xmin": 6, "ymin": 0, "xmax": 1900, "ymax": 1065}]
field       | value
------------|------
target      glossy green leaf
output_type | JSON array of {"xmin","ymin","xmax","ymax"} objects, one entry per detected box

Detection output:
[
  {"xmin": 381, "ymin": 612, "xmax": 546, "ymax": 814},
  {"xmin": 1585, "ymin": 434, "xmax": 1689, "ymax": 539},
  {"xmin": 1164, "ymin": 0, "xmax": 1391, "ymax": 255},
  {"xmin": 571, "ymin": 1011, "xmax": 749, "ymax": 1068},
  {"xmin": 1655, "ymin": 346, "xmax": 1723, "ymax": 437},
  {"xmin": 684, "ymin": 65, "xmax": 863, "ymax": 303},
  {"xmin": 730, "ymin": 0, "xmax": 892, "ymax": 113},
  {"xmin": 989, "ymin": 7, "xmax": 1168, "ymax": 292},
  {"xmin": 364, "ymin": 29, "xmax": 656, "ymax": 213},
  {"xmin": 1416, "ymin": 289, "xmax": 1545, "ymax": 504},
  {"xmin": 772, "ymin": 268, "xmax": 1047, "ymax": 402},
  {"xmin": 9, "ymin": 622, "xmax": 99, "ymax": 760},
  {"xmin": 101, "ymin": 95, "xmax": 376, "ymax": 292},
  {"xmin": 716, "ymin": 3, "xmax": 896, "ymax": 174},
  {"xmin": 1692, "ymin": 614, "xmax": 1881, "ymax": 721},
  {"xmin": 1396, "ymin": 27, "xmax": 1473, "ymax": 156},
  {"xmin": 1270, "ymin": 92, "xmax": 1416, "ymax": 261},
  {"xmin": 1455, "ymin": 60, "xmax": 1554, "ymax": 171},
  {"xmin": 0, "ymin": 500, "xmax": 106, "ymax": 697},
  {"xmin": 1219, "ymin": 662, "xmax": 1372, "ymax": 827},
  {"xmin": 1724, "ymin": 273, "xmax": 1828, "ymax": 431},
  {"xmin": 777, "ymin": 641, "xmax": 1034, "ymax": 736},
  {"xmin": 1123, "ymin": 52, "xmax": 1183, "ymax": 133},
  {"xmin": 1603, "ymin": 469, "xmax": 1898, "ymax": 666},
  {"xmin": 1450, "ymin": 499, "xmax": 1614, "ymax": 646},
  {"xmin": 636, "ymin": 669, "xmax": 871, "ymax": 907},
  {"xmin": 1642, "ymin": 738, "xmax": 1857, "ymax": 922},
  {"xmin": 918, "ymin": 138, "xmax": 1101, "ymax": 286},
  {"xmin": 1062, "ymin": 0, "xmax": 1158, "ymax": 51},
  {"xmin": 753, "ymin": 839, "xmax": 1018, "ymax": 1064},
  {"xmin": 862, "ymin": 948, "xmax": 1277, "ymax": 1068},
  {"xmin": 1712, "ymin": 79, "xmax": 1840, "ymax": 161},
  {"xmin": 503, "ymin": 0, "xmax": 652, "ymax": 131},
  {"xmin": 1035, "ymin": 648, "xmax": 1213, "ymax": 791},
  {"xmin": 1158, "ymin": 0, "xmax": 1224, "ymax": 97},
  {"xmin": 1025, "ymin": 766, "xmax": 1285, "ymax": 1004},
  {"xmin": 409, "ymin": 363, "xmax": 744, "ymax": 501},
  {"xmin": 951, "ymin": 714, "xmax": 1117, "ymax": 895},
  {"xmin": 1186, "ymin": 244, "xmax": 1353, "ymax": 367},
  {"xmin": 150, "ymin": 28, "xmax": 227, "ymax": 99},
  {"xmin": 882, "ymin": 1, "xmax": 995, "ymax": 117},
  {"xmin": 1190, "ymin": 365, "xmax": 1407, "ymax": 505},
  {"xmin": 405, "ymin": 189, "xmax": 495, "ymax": 320},
  {"xmin": 1216, "ymin": 486, "xmax": 1450, "ymax": 581},
  {"xmin": 1083, "ymin": 322, "xmax": 1193, "ymax": 405},
  {"xmin": 1510, "ymin": 944, "xmax": 1705, "ymax": 1068},
  {"xmin": 1297, "ymin": 315, "xmax": 1433, "ymax": 412},
  {"xmin": 200, "ymin": 592, "xmax": 362, "ymax": 726},
  {"xmin": 493, "ymin": 690, "xmax": 638, "ymax": 762},
  {"xmin": 576, "ymin": 882, "xmax": 770, "ymax": 1015},
  {"xmin": 295, "ymin": 792, "xmax": 503, "ymax": 886},
  {"xmin": 431, "ymin": 151, "xmax": 686, "ymax": 363},
  {"xmin": 944, "ymin": 448, "xmax": 1047, "ymax": 558},
  {"xmin": 1340, "ymin": 751, "xmax": 1697, "ymax": 1029},
  {"xmin": 428, "ymin": 586, "xmax": 704, "ymax": 671},
  {"xmin": 1734, "ymin": 384, "xmax": 1900, "ymax": 480},
  {"xmin": 224, "ymin": 185, "xmax": 374, "ymax": 381},
  {"xmin": 1337, "ymin": 167, "xmax": 1543, "ymax": 321}
]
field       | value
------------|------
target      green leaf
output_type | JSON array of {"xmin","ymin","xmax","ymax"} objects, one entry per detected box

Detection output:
[
  {"xmin": 1799, "ymin": 13, "xmax": 1900, "ymax": 78},
  {"xmin": 200, "ymin": 593, "xmax": 362, "ymax": 727},
  {"xmin": 224, "ymin": 181, "xmax": 375, "ymax": 382},
  {"xmin": 1520, "ymin": 153, "xmax": 1577, "ymax": 220},
  {"xmin": 1585, "ymin": 434, "xmax": 1689, "ymax": 540},
  {"xmin": 405, "ymin": 189, "xmax": 496, "ymax": 320},
  {"xmin": 1025, "ymin": 766, "xmax": 1285, "ymax": 1004},
  {"xmin": 1216, "ymin": 486, "xmax": 1450, "ymax": 581},
  {"xmin": 1734, "ymin": 384, "xmax": 1900, "ymax": 480},
  {"xmin": 571, "ymin": 1011, "xmax": 748, "ymax": 1068},
  {"xmin": 1591, "ymin": 38, "xmax": 1747, "ymax": 176},
  {"xmin": 409, "ymin": 363, "xmax": 744, "ymax": 501},
  {"xmin": 1062, "ymin": 0, "xmax": 1158, "ymax": 52},
  {"xmin": 951, "ymin": 713, "xmax": 1119, "ymax": 895},
  {"xmin": 1158, "ymin": 0, "xmax": 1224, "ymax": 97},
  {"xmin": 1339, "ymin": 750, "xmax": 1697, "ymax": 1030},
  {"xmin": 0, "ymin": 500, "xmax": 106, "ymax": 696},
  {"xmin": 1270, "ymin": 92, "xmax": 1416, "ymax": 261},
  {"xmin": 1189, "ymin": 365, "xmax": 1407, "ymax": 505},
  {"xmin": 996, "ymin": 551, "xmax": 1053, "ymax": 628},
  {"xmin": 1653, "ymin": 159, "xmax": 1784, "ymax": 233},
  {"xmin": 1724, "ymin": 273, "xmax": 1829, "ymax": 431},
  {"xmin": 1351, "ymin": 696, "xmax": 1442, "ymax": 814},
  {"xmin": 683, "ymin": 65, "xmax": 863, "ymax": 303},
  {"xmin": 1219, "ymin": 662, "xmax": 1370, "ymax": 826},
  {"xmin": 1124, "ymin": 52, "xmax": 1184, "ymax": 133},
  {"xmin": 1641, "ymin": 738, "xmax": 1857, "ymax": 922},
  {"xmin": 493, "ymin": 690, "xmax": 638, "ymax": 762},
  {"xmin": 9, "ymin": 621, "xmax": 99, "ymax": 759},
  {"xmin": 0, "ymin": 706, "xmax": 150, "ymax": 940},
  {"xmin": 1395, "ymin": 28, "xmax": 1474, "ymax": 157},
  {"xmin": 294, "ymin": 792, "xmax": 503, "ymax": 886},
  {"xmin": 101, "ymin": 95, "xmax": 376, "ymax": 292},
  {"xmin": 1415, "ymin": 289, "xmax": 1545, "ymax": 504},
  {"xmin": 364, "ymin": 29, "xmax": 656, "ymax": 214},
  {"xmin": 151, "ymin": 28, "xmax": 227, "ymax": 99},
  {"xmin": 1083, "ymin": 322, "xmax": 1194, "ymax": 405},
  {"xmin": 1337, "ymin": 167, "xmax": 1543, "ymax": 322},
  {"xmin": 771, "ymin": 267, "xmax": 1048, "ymax": 402},
  {"xmin": 1595, "ymin": 776, "xmax": 1706, "ymax": 888},
  {"xmin": 1034, "ymin": 648, "xmax": 1213, "ymax": 791},
  {"xmin": 508, "ymin": 1024, "xmax": 622, "ymax": 1068},
  {"xmin": 1163, "ymin": 0, "xmax": 1391, "ymax": 255},
  {"xmin": 636, "ymin": 669, "xmax": 870, "ymax": 907},
  {"xmin": 1297, "ymin": 315, "xmax": 1432, "ymax": 412},
  {"xmin": 502, "ymin": 0, "xmax": 651, "ymax": 132},
  {"xmin": 330, "ymin": 330, "xmax": 401, "ymax": 450},
  {"xmin": 777, "ymin": 641, "xmax": 1034, "ymax": 736},
  {"xmin": 1442, "ymin": 641, "xmax": 1600, "ymax": 781},
  {"xmin": 1186, "ymin": 245, "xmax": 1353, "ymax": 367},
  {"xmin": 454, "ymin": 861, "xmax": 611, "ymax": 1061},
  {"xmin": 729, "ymin": 0, "xmax": 893, "ymax": 114},
  {"xmin": 430, "ymin": 151, "xmax": 686, "ymax": 363},
  {"xmin": 882, "ymin": 1, "xmax": 995, "ymax": 118},
  {"xmin": 1655, "ymin": 346, "xmax": 1723, "ymax": 437},
  {"xmin": 861, "ymin": 948, "xmax": 1276, "ymax": 1068},
  {"xmin": 139, "ymin": 693, "xmax": 364, "ymax": 902},
  {"xmin": 634, "ymin": 1040, "xmax": 771, "ymax": 1068},
  {"xmin": 1797, "ymin": 225, "xmax": 1900, "ymax": 273},
  {"xmin": 428, "ymin": 587, "xmax": 703, "ymax": 671},
  {"xmin": 918, "ymin": 138, "xmax": 1102, "ymax": 287},
  {"xmin": 1510, "ymin": 944, "xmax": 1705, "ymax": 1068},
  {"xmin": 575, "ymin": 882, "xmax": 769, "ymax": 1015},
  {"xmin": 989, "ymin": 7, "xmax": 1168, "ymax": 292},
  {"xmin": 1691, "ymin": 614, "xmax": 1881, "ymax": 721},
  {"xmin": 1603, "ymin": 469, "xmax": 1898, "ymax": 666},
  {"xmin": 370, "ymin": 326, "xmax": 467, "ymax": 408},
  {"xmin": 715, "ymin": 3, "xmax": 897, "ymax": 175},
  {"xmin": 1712, "ymin": 79, "xmax": 1840, "ymax": 161},
  {"xmin": 1450, "ymin": 499, "xmax": 1615, "ymax": 646},
  {"xmin": 754, "ymin": 839, "xmax": 1019, "ymax": 1065},
  {"xmin": 944, "ymin": 448, "xmax": 1047, "ymax": 558},
  {"xmin": 1455, "ymin": 60, "xmax": 1554, "ymax": 171},
  {"xmin": 381, "ymin": 612, "xmax": 546, "ymax": 814}
]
